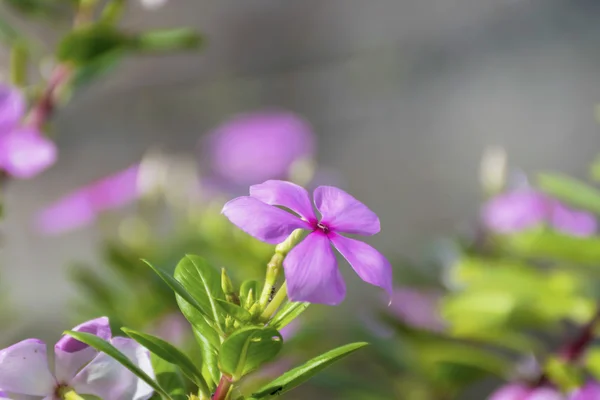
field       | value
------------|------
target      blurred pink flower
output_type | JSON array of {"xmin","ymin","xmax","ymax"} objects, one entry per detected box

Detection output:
[
  {"xmin": 149, "ymin": 313, "xmax": 189, "ymax": 346},
  {"xmin": 35, "ymin": 164, "xmax": 140, "ymax": 234},
  {"xmin": 204, "ymin": 111, "xmax": 315, "ymax": 186},
  {"xmin": 482, "ymin": 190, "xmax": 596, "ymax": 237},
  {"xmin": 0, "ymin": 84, "xmax": 56, "ymax": 179},
  {"xmin": 569, "ymin": 381, "xmax": 600, "ymax": 400},
  {"xmin": 388, "ymin": 287, "xmax": 446, "ymax": 332},
  {"xmin": 489, "ymin": 384, "xmax": 564, "ymax": 400}
]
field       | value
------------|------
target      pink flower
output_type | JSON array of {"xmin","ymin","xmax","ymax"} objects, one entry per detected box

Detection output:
[
  {"xmin": 0, "ymin": 84, "xmax": 56, "ymax": 179},
  {"xmin": 569, "ymin": 381, "xmax": 600, "ymax": 400},
  {"xmin": 35, "ymin": 164, "xmax": 140, "ymax": 234},
  {"xmin": 388, "ymin": 287, "xmax": 446, "ymax": 332},
  {"xmin": 0, "ymin": 317, "xmax": 153, "ymax": 399},
  {"xmin": 222, "ymin": 180, "xmax": 391, "ymax": 305},
  {"xmin": 488, "ymin": 384, "xmax": 564, "ymax": 400},
  {"xmin": 482, "ymin": 190, "xmax": 596, "ymax": 237},
  {"xmin": 205, "ymin": 111, "xmax": 315, "ymax": 186}
]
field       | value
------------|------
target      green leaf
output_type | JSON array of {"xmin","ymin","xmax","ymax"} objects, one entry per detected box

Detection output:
[
  {"xmin": 249, "ymin": 342, "xmax": 368, "ymax": 399},
  {"xmin": 498, "ymin": 230, "xmax": 600, "ymax": 265},
  {"xmin": 268, "ymin": 301, "xmax": 310, "ymax": 330},
  {"xmin": 219, "ymin": 327, "xmax": 283, "ymax": 379},
  {"xmin": 122, "ymin": 328, "xmax": 209, "ymax": 395},
  {"xmin": 130, "ymin": 28, "xmax": 203, "ymax": 52},
  {"xmin": 240, "ymin": 280, "xmax": 259, "ymax": 308},
  {"xmin": 174, "ymin": 255, "xmax": 224, "ymax": 328},
  {"xmin": 193, "ymin": 327, "xmax": 220, "ymax": 388},
  {"xmin": 57, "ymin": 25, "xmax": 129, "ymax": 65},
  {"xmin": 537, "ymin": 173, "xmax": 600, "ymax": 214},
  {"xmin": 64, "ymin": 330, "xmax": 171, "ymax": 399},
  {"xmin": 176, "ymin": 295, "xmax": 220, "ymax": 350},
  {"xmin": 151, "ymin": 354, "xmax": 187, "ymax": 400},
  {"xmin": 143, "ymin": 260, "xmax": 210, "ymax": 320},
  {"xmin": 71, "ymin": 48, "xmax": 125, "ymax": 89},
  {"xmin": 215, "ymin": 299, "xmax": 252, "ymax": 323}
]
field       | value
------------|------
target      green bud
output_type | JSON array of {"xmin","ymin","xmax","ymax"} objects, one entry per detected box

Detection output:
[
  {"xmin": 245, "ymin": 288, "xmax": 255, "ymax": 309},
  {"xmin": 248, "ymin": 302, "xmax": 261, "ymax": 319}
]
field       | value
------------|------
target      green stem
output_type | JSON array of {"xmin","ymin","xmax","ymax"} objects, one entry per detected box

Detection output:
[
  {"xmin": 101, "ymin": 0, "xmax": 126, "ymax": 24},
  {"xmin": 260, "ymin": 281, "xmax": 287, "ymax": 321},
  {"xmin": 257, "ymin": 230, "xmax": 304, "ymax": 310},
  {"xmin": 9, "ymin": 41, "xmax": 28, "ymax": 87}
]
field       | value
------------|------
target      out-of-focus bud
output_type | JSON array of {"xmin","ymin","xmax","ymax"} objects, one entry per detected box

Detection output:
[{"xmin": 480, "ymin": 145, "xmax": 507, "ymax": 197}]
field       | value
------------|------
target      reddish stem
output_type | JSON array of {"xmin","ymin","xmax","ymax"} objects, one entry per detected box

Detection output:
[
  {"xmin": 559, "ymin": 307, "xmax": 600, "ymax": 362},
  {"xmin": 28, "ymin": 65, "xmax": 71, "ymax": 129},
  {"xmin": 211, "ymin": 375, "xmax": 232, "ymax": 400}
]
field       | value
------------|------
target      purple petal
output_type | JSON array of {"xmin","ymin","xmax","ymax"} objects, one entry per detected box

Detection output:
[
  {"xmin": 87, "ymin": 165, "xmax": 140, "ymax": 211},
  {"xmin": 54, "ymin": 317, "xmax": 111, "ymax": 383},
  {"xmin": 0, "ymin": 339, "xmax": 55, "ymax": 396},
  {"xmin": 283, "ymin": 232, "xmax": 346, "ymax": 305},
  {"xmin": 0, "ymin": 85, "xmax": 25, "ymax": 133},
  {"xmin": 527, "ymin": 388, "xmax": 564, "ymax": 400},
  {"xmin": 222, "ymin": 196, "xmax": 310, "ymax": 244},
  {"xmin": 488, "ymin": 384, "xmax": 531, "ymax": 400},
  {"xmin": 205, "ymin": 111, "xmax": 315, "ymax": 186},
  {"xmin": 279, "ymin": 319, "xmax": 300, "ymax": 341},
  {"xmin": 71, "ymin": 337, "xmax": 154, "ymax": 400},
  {"xmin": 550, "ymin": 202, "xmax": 597, "ymax": 237},
  {"xmin": 250, "ymin": 180, "xmax": 316, "ymax": 222},
  {"xmin": 569, "ymin": 381, "xmax": 600, "ymax": 400},
  {"xmin": 313, "ymin": 186, "xmax": 380, "ymax": 236},
  {"xmin": 481, "ymin": 191, "xmax": 550, "ymax": 234},
  {"xmin": 34, "ymin": 190, "xmax": 96, "ymax": 235},
  {"xmin": 330, "ymin": 233, "xmax": 392, "ymax": 298},
  {"xmin": 0, "ymin": 128, "xmax": 56, "ymax": 179}
]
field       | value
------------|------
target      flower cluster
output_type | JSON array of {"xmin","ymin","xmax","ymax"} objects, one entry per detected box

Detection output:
[{"xmin": 0, "ymin": 317, "xmax": 152, "ymax": 400}]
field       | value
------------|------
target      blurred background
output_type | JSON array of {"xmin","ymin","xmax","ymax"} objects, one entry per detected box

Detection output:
[{"xmin": 2, "ymin": 0, "xmax": 600, "ymax": 397}]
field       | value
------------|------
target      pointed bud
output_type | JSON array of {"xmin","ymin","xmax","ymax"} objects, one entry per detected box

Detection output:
[
  {"xmin": 249, "ymin": 302, "xmax": 261, "ymax": 319},
  {"xmin": 221, "ymin": 268, "xmax": 235, "ymax": 295},
  {"xmin": 246, "ymin": 288, "xmax": 255, "ymax": 309}
]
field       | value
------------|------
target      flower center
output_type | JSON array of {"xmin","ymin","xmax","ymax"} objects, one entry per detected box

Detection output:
[{"xmin": 316, "ymin": 222, "xmax": 330, "ymax": 234}]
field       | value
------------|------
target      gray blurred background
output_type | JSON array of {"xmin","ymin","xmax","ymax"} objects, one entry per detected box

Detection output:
[{"xmin": 2, "ymin": 0, "xmax": 600, "ymax": 356}]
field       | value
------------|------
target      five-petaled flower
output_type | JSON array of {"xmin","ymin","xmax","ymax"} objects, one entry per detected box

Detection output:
[
  {"xmin": 0, "ymin": 317, "xmax": 153, "ymax": 400},
  {"xmin": 0, "ymin": 84, "xmax": 56, "ymax": 179},
  {"xmin": 222, "ymin": 180, "xmax": 392, "ymax": 305}
]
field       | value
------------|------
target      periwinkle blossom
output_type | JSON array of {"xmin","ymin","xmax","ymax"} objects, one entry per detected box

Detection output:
[
  {"xmin": 0, "ymin": 84, "xmax": 56, "ymax": 179},
  {"xmin": 35, "ymin": 164, "xmax": 140, "ymax": 234},
  {"xmin": 488, "ymin": 384, "xmax": 563, "ymax": 400},
  {"xmin": 482, "ymin": 190, "xmax": 596, "ymax": 237},
  {"xmin": 222, "ymin": 180, "xmax": 391, "ymax": 305},
  {"xmin": 388, "ymin": 287, "xmax": 446, "ymax": 332},
  {"xmin": 0, "ymin": 317, "xmax": 153, "ymax": 400},
  {"xmin": 205, "ymin": 111, "xmax": 315, "ymax": 187},
  {"xmin": 569, "ymin": 381, "xmax": 600, "ymax": 400}
]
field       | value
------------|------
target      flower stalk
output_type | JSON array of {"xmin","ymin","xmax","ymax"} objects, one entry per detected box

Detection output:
[
  {"xmin": 257, "ymin": 229, "xmax": 303, "ymax": 310},
  {"xmin": 212, "ymin": 375, "xmax": 233, "ymax": 400},
  {"xmin": 260, "ymin": 281, "xmax": 288, "ymax": 321}
]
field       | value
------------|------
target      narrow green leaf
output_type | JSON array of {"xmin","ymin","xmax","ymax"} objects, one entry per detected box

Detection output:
[
  {"xmin": 122, "ymin": 328, "xmax": 209, "ymax": 395},
  {"xmin": 64, "ymin": 330, "xmax": 171, "ymax": 399},
  {"xmin": 215, "ymin": 299, "xmax": 252, "ymax": 323},
  {"xmin": 176, "ymin": 295, "xmax": 220, "ymax": 350},
  {"xmin": 174, "ymin": 255, "xmax": 224, "ymax": 328},
  {"xmin": 130, "ymin": 28, "xmax": 203, "ymax": 52},
  {"xmin": 268, "ymin": 301, "xmax": 309, "ymax": 330},
  {"xmin": 143, "ymin": 260, "xmax": 209, "ymax": 319},
  {"xmin": 250, "ymin": 342, "xmax": 368, "ymax": 399},
  {"xmin": 219, "ymin": 327, "xmax": 283, "ymax": 379},
  {"xmin": 151, "ymin": 354, "xmax": 187, "ymax": 400},
  {"xmin": 537, "ymin": 173, "xmax": 600, "ymax": 214}
]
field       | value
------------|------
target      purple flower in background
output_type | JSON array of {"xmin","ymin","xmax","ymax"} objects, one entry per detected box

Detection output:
[
  {"xmin": 205, "ymin": 111, "xmax": 315, "ymax": 186},
  {"xmin": 0, "ymin": 84, "xmax": 56, "ymax": 179},
  {"xmin": 488, "ymin": 384, "xmax": 564, "ymax": 400},
  {"xmin": 569, "ymin": 381, "xmax": 600, "ymax": 400},
  {"xmin": 35, "ymin": 164, "xmax": 140, "ymax": 234},
  {"xmin": 388, "ymin": 287, "xmax": 446, "ymax": 332},
  {"xmin": 482, "ymin": 190, "xmax": 596, "ymax": 237},
  {"xmin": 222, "ymin": 180, "xmax": 391, "ymax": 305},
  {"xmin": 150, "ymin": 313, "xmax": 189, "ymax": 346},
  {"xmin": 0, "ymin": 317, "xmax": 153, "ymax": 400}
]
